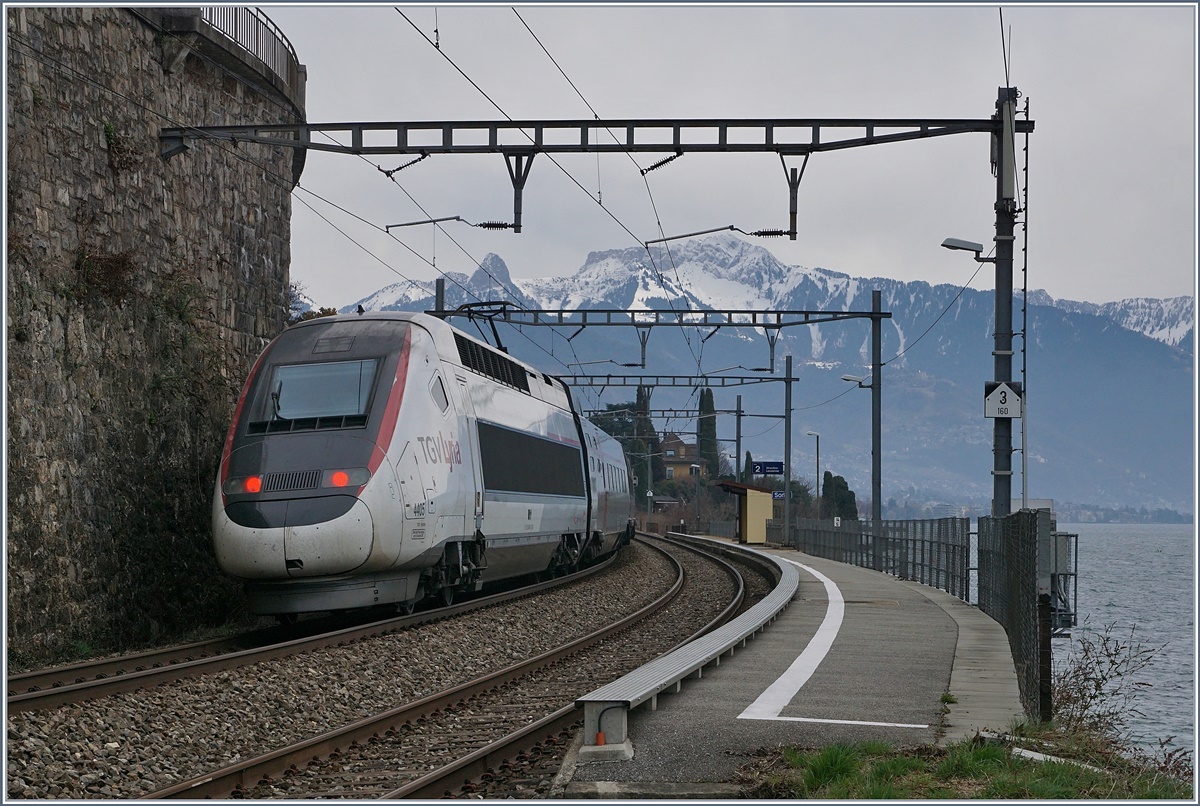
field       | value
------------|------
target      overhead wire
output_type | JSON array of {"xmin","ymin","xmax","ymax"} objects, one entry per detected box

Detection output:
[
  {"xmin": 503, "ymin": 7, "xmax": 704, "ymax": 374},
  {"xmin": 300, "ymin": 149, "xmax": 586, "ymax": 372},
  {"xmin": 293, "ymin": 193, "xmax": 434, "ymax": 297},
  {"xmin": 880, "ymin": 257, "xmax": 989, "ymax": 367},
  {"xmin": 399, "ymin": 7, "xmax": 703, "ymax": 375},
  {"xmin": 8, "ymin": 23, "xmax": 585, "ymax": 376}
]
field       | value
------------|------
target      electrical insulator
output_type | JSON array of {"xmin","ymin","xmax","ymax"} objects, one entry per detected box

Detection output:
[
  {"xmin": 476, "ymin": 221, "xmax": 513, "ymax": 230},
  {"xmin": 640, "ymin": 150, "xmax": 683, "ymax": 176},
  {"xmin": 750, "ymin": 229, "xmax": 790, "ymax": 238}
]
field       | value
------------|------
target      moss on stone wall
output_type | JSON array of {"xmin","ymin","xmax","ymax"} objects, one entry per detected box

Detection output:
[{"xmin": 6, "ymin": 7, "xmax": 300, "ymax": 665}]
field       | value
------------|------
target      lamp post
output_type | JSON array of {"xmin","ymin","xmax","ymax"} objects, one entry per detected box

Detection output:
[
  {"xmin": 806, "ymin": 431, "xmax": 820, "ymax": 520},
  {"xmin": 690, "ymin": 463, "xmax": 701, "ymax": 530},
  {"xmin": 941, "ymin": 235, "xmax": 1016, "ymax": 517}
]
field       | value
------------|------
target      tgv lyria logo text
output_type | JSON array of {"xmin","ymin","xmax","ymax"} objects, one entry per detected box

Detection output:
[{"xmin": 417, "ymin": 434, "xmax": 463, "ymax": 466}]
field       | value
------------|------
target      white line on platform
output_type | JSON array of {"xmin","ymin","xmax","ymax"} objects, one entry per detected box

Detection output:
[
  {"xmin": 766, "ymin": 716, "xmax": 929, "ymax": 729},
  {"xmin": 737, "ymin": 558, "xmax": 844, "ymax": 721}
]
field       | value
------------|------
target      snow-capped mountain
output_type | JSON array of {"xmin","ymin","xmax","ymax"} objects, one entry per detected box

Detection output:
[
  {"xmin": 343, "ymin": 233, "xmax": 1195, "ymax": 514},
  {"xmin": 1026, "ymin": 290, "xmax": 1194, "ymax": 353}
]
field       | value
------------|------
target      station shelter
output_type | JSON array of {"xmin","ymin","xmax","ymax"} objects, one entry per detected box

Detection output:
[{"xmin": 716, "ymin": 481, "xmax": 775, "ymax": 545}]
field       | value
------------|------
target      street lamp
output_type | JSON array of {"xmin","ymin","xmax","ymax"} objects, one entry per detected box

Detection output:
[
  {"xmin": 940, "ymin": 237, "xmax": 994, "ymax": 262},
  {"xmin": 806, "ymin": 431, "xmax": 820, "ymax": 520},
  {"xmin": 943, "ymin": 229, "xmax": 1017, "ymax": 517}
]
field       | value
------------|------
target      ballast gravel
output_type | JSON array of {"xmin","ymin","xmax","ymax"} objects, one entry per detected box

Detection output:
[{"xmin": 6, "ymin": 544, "xmax": 675, "ymax": 799}]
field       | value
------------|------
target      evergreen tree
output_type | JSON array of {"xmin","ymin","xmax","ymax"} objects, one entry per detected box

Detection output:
[
  {"xmin": 821, "ymin": 471, "xmax": 860, "ymax": 521},
  {"xmin": 742, "ymin": 451, "xmax": 753, "ymax": 483},
  {"xmin": 634, "ymin": 385, "xmax": 665, "ymax": 485},
  {"xmin": 590, "ymin": 401, "xmax": 637, "ymax": 439},
  {"xmin": 698, "ymin": 387, "xmax": 721, "ymax": 479}
]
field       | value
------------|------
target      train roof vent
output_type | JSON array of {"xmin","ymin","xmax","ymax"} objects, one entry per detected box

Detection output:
[{"xmin": 454, "ymin": 332, "xmax": 531, "ymax": 394}]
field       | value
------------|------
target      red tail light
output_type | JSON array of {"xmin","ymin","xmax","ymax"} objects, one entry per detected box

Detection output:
[
  {"xmin": 322, "ymin": 468, "xmax": 370, "ymax": 489},
  {"xmin": 223, "ymin": 475, "xmax": 264, "ymax": 495}
]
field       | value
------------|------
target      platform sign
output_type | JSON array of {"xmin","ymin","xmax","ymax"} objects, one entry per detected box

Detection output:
[
  {"xmin": 984, "ymin": 381, "xmax": 1023, "ymax": 419},
  {"xmin": 753, "ymin": 461, "xmax": 785, "ymax": 475},
  {"xmin": 772, "ymin": 491, "xmax": 785, "ymax": 500}
]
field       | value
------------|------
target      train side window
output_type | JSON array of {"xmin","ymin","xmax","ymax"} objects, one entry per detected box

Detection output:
[{"xmin": 430, "ymin": 375, "xmax": 450, "ymax": 413}]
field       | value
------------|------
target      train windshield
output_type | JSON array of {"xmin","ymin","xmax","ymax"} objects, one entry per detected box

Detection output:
[{"xmin": 252, "ymin": 359, "xmax": 380, "ymax": 429}]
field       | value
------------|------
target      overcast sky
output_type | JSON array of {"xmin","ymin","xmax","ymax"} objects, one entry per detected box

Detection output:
[{"xmin": 264, "ymin": 3, "xmax": 1197, "ymax": 310}]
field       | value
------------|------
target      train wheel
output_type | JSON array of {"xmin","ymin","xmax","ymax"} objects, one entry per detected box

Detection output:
[
  {"xmin": 439, "ymin": 586, "xmax": 455, "ymax": 607},
  {"xmin": 397, "ymin": 600, "xmax": 416, "ymax": 616}
]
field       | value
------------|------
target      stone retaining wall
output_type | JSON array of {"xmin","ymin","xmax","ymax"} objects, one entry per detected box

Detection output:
[{"xmin": 6, "ymin": 7, "xmax": 303, "ymax": 663}]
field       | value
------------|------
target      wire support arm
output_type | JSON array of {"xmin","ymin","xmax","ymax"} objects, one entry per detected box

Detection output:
[
  {"xmin": 159, "ymin": 116, "xmax": 1034, "ymax": 159},
  {"xmin": 424, "ymin": 307, "xmax": 890, "ymax": 328}
]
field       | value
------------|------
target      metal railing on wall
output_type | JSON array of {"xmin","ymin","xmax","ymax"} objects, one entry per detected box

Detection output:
[{"xmin": 201, "ymin": 7, "xmax": 301, "ymax": 94}]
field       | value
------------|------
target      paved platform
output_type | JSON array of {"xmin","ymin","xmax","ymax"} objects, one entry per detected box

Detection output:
[{"xmin": 559, "ymin": 546, "xmax": 1025, "ymax": 798}]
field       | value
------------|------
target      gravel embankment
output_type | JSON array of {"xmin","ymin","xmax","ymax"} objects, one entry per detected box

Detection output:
[{"xmin": 7, "ymin": 544, "xmax": 675, "ymax": 799}]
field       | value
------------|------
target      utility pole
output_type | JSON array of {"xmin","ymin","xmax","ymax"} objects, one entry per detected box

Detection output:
[
  {"xmin": 783, "ymin": 355, "xmax": 793, "ymax": 548},
  {"xmin": 735, "ymin": 394, "xmax": 743, "ymax": 483},
  {"xmin": 871, "ymin": 289, "xmax": 882, "ymax": 523},
  {"xmin": 992, "ymin": 87, "xmax": 1019, "ymax": 517}
]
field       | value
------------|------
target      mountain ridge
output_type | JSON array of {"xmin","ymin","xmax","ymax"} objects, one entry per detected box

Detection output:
[{"xmin": 340, "ymin": 234, "xmax": 1195, "ymax": 513}]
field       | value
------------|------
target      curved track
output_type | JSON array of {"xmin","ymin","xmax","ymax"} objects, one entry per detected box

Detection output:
[
  {"xmin": 7, "ymin": 555, "xmax": 620, "ymax": 714},
  {"xmin": 7, "ymin": 535, "xmax": 781, "ymax": 800},
  {"xmin": 146, "ymin": 534, "xmax": 754, "ymax": 800}
]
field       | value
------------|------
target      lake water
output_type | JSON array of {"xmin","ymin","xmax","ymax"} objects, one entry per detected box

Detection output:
[{"xmin": 1057, "ymin": 523, "xmax": 1195, "ymax": 754}]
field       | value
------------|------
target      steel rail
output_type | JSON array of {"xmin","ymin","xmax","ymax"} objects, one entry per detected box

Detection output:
[
  {"xmin": 7, "ymin": 553, "xmax": 617, "ymax": 713},
  {"xmin": 381, "ymin": 533, "xmax": 751, "ymax": 799},
  {"xmin": 6, "ymin": 624, "xmax": 300, "ymax": 696},
  {"xmin": 141, "ymin": 537, "xmax": 684, "ymax": 800}
]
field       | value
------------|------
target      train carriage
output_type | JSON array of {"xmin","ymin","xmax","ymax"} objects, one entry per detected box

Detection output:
[{"xmin": 213, "ymin": 311, "xmax": 633, "ymax": 617}]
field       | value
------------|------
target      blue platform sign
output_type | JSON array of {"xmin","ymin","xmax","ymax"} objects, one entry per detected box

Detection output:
[
  {"xmin": 772, "ymin": 491, "xmax": 785, "ymax": 500},
  {"xmin": 753, "ymin": 461, "xmax": 785, "ymax": 475}
]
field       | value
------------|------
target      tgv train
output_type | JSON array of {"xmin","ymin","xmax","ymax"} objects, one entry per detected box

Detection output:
[{"xmin": 213, "ymin": 311, "xmax": 635, "ymax": 617}]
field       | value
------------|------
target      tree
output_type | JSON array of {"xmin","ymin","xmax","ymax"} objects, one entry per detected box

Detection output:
[
  {"xmin": 590, "ymin": 402, "xmax": 637, "ymax": 440},
  {"xmin": 698, "ymin": 387, "xmax": 721, "ymax": 480},
  {"xmin": 789, "ymin": 478, "xmax": 816, "ymax": 518},
  {"xmin": 622, "ymin": 385, "xmax": 665, "ymax": 510},
  {"xmin": 821, "ymin": 471, "xmax": 860, "ymax": 521},
  {"xmin": 742, "ymin": 451, "xmax": 754, "ymax": 483},
  {"xmin": 293, "ymin": 306, "xmax": 339, "ymax": 323},
  {"xmin": 634, "ymin": 385, "xmax": 665, "ymax": 484}
]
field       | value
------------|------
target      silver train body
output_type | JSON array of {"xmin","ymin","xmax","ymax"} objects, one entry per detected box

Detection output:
[{"xmin": 213, "ymin": 311, "xmax": 634, "ymax": 615}]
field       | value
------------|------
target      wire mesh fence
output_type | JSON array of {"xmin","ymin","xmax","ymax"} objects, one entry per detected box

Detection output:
[
  {"xmin": 792, "ymin": 517, "xmax": 972, "ymax": 601},
  {"xmin": 792, "ymin": 512, "xmax": 1056, "ymax": 723},
  {"xmin": 979, "ymin": 509, "xmax": 1054, "ymax": 722}
]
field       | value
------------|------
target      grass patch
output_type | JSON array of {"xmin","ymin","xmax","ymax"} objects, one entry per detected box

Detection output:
[{"xmin": 736, "ymin": 738, "xmax": 1194, "ymax": 799}]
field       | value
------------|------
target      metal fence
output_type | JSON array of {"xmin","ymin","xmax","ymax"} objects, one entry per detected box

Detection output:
[
  {"xmin": 706, "ymin": 520, "xmax": 737, "ymax": 539},
  {"xmin": 787, "ymin": 510, "xmax": 1070, "ymax": 724},
  {"xmin": 793, "ymin": 517, "xmax": 972, "ymax": 601},
  {"xmin": 978, "ymin": 509, "xmax": 1054, "ymax": 722},
  {"xmin": 201, "ymin": 7, "xmax": 302, "ymax": 93}
]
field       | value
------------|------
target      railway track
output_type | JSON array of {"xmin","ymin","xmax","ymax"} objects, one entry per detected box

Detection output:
[
  {"xmin": 7, "ymin": 535, "xmax": 779, "ymax": 800},
  {"xmin": 6, "ymin": 554, "xmax": 619, "ymax": 713}
]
